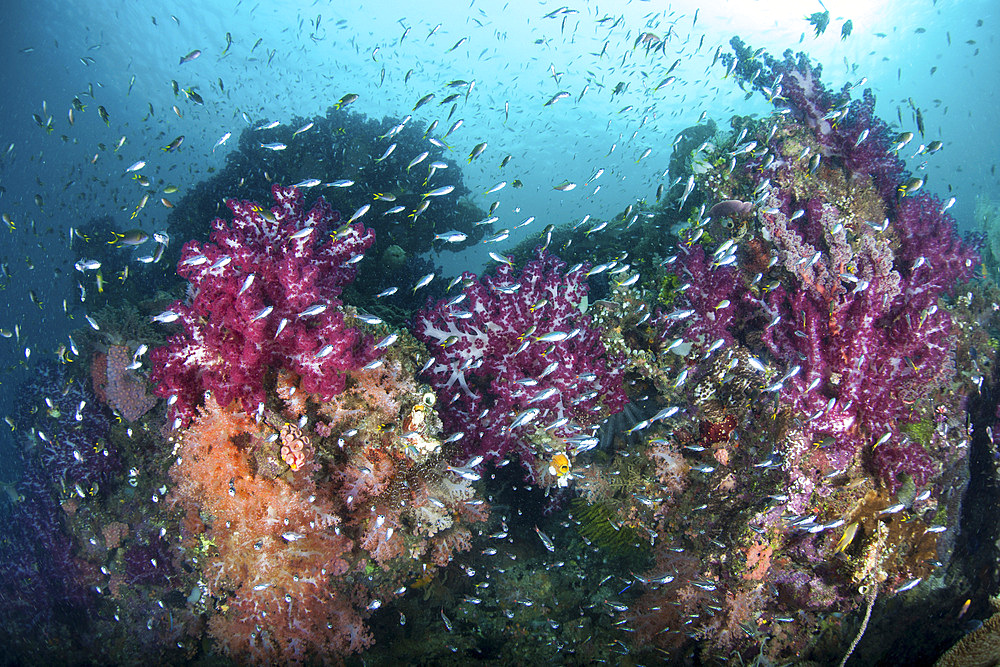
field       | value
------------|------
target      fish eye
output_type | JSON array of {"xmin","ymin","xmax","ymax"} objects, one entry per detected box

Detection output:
[{"xmin": 422, "ymin": 392, "xmax": 436, "ymax": 407}]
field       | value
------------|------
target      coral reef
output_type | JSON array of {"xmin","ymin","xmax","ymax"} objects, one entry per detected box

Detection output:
[
  {"xmin": 20, "ymin": 361, "xmax": 119, "ymax": 493},
  {"xmin": 164, "ymin": 325, "xmax": 487, "ymax": 662},
  {"xmin": 168, "ymin": 397, "xmax": 367, "ymax": 661},
  {"xmin": 610, "ymin": 41, "xmax": 982, "ymax": 663}
]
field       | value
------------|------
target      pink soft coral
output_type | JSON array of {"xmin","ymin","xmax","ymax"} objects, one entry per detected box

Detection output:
[{"xmin": 151, "ymin": 184, "xmax": 376, "ymax": 426}]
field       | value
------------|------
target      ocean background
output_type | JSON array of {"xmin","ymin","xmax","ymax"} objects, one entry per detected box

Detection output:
[{"xmin": 0, "ymin": 0, "xmax": 997, "ymax": 662}]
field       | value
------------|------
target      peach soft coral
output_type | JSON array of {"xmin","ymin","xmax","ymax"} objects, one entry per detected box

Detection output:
[{"xmin": 168, "ymin": 398, "xmax": 368, "ymax": 663}]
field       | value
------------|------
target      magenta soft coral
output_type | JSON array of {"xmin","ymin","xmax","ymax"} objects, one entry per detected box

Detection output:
[
  {"xmin": 414, "ymin": 248, "xmax": 627, "ymax": 464},
  {"xmin": 759, "ymin": 200, "xmax": 962, "ymax": 492},
  {"xmin": 151, "ymin": 184, "xmax": 377, "ymax": 426}
]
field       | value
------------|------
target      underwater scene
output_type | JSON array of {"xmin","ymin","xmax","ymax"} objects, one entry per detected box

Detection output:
[{"xmin": 1, "ymin": 0, "xmax": 999, "ymax": 664}]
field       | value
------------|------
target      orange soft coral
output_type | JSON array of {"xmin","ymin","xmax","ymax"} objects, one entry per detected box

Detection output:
[
  {"xmin": 168, "ymin": 398, "xmax": 365, "ymax": 663},
  {"xmin": 274, "ymin": 369, "xmax": 310, "ymax": 418},
  {"xmin": 742, "ymin": 541, "xmax": 773, "ymax": 581}
]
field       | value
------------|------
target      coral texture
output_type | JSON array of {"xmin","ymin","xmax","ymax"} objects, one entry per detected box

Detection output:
[
  {"xmin": 151, "ymin": 184, "xmax": 377, "ymax": 426},
  {"xmin": 414, "ymin": 248, "xmax": 627, "ymax": 466},
  {"xmin": 168, "ymin": 398, "xmax": 367, "ymax": 662},
  {"xmin": 104, "ymin": 344, "xmax": 157, "ymax": 421}
]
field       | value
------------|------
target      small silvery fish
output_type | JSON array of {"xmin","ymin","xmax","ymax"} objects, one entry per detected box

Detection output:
[
  {"xmin": 213, "ymin": 132, "xmax": 231, "ymax": 152},
  {"xmin": 374, "ymin": 333, "xmax": 398, "ymax": 349},
  {"xmin": 375, "ymin": 143, "xmax": 396, "ymax": 162},
  {"xmin": 534, "ymin": 526, "xmax": 555, "ymax": 551},
  {"xmin": 434, "ymin": 230, "xmax": 467, "ymax": 243},
  {"xmin": 274, "ymin": 318, "xmax": 289, "ymax": 338},
  {"xmin": 250, "ymin": 306, "xmax": 273, "ymax": 322},
  {"xmin": 297, "ymin": 304, "xmax": 327, "ymax": 318},
  {"xmin": 483, "ymin": 229, "xmax": 510, "ymax": 244},
  {"xmin": 152, "ymin": 310, "xmax": 180, "ymax": 323},
  {"xmin": 413, "ymin": 273, "xmax": 434, "ymax": 292},
  {"xmin": 423, "ymin": 185, "xmax": 455, "ymax": 198},
  {"xmin": 238, "ymin": 274, "xmax": 255, "ymax": 295},
  {"xmin": 510, "ymin": 408, "xmax": 540, "ymax": 429},
  {"xmin": 406, "ymin": 152, "xmax": 429, "ymax": 172},
  {"xmin": 445, "ymin": 465, "xmax": 481, "ymax": 481},
  {"xmin": 348, "ymin": 204, "xmax": 370, "ymax": 223}
]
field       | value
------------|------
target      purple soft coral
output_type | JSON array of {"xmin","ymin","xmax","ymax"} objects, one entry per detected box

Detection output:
[{"xmin": 414, "ymin": 248, "xmax": 627, "ymax": 467}]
